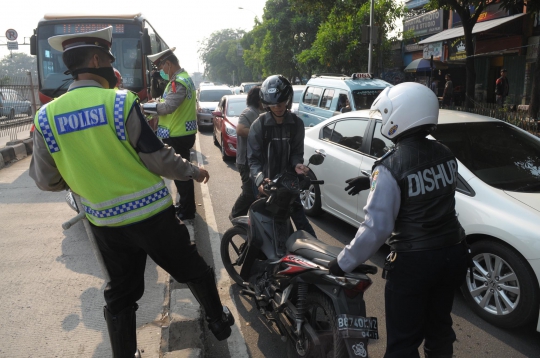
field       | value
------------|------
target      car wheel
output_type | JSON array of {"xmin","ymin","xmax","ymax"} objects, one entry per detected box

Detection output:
[
  {"xmin": 221, "ymin": 136, "xmax": 233, "ymax": 162},
  {"xmin": 26, "ymin": 106, "xmax": 32, "ymax": 117},
  {"xmin": 7, "ymin": 108, "xmax": 15, "ymax": 120},
  {"xmin": 300, "ymin": 171, "xmax": 323, "ymax": 216},
  {"xmin": 460, "ymin": 240, "xmax": 540, "ymax": 328},
  {"xmin": 213, "ymin": 130, "xmax": 219, "ymax": 147}
]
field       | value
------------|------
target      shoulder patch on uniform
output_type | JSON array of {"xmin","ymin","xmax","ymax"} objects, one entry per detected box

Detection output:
[{"xmin": 371, "ymin": 170, "xmax": 379, "ymax": 191}]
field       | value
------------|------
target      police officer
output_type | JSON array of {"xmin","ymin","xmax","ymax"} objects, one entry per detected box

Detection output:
[
  {"xmin": 247, "ymin": 75, "xmax": 317, "ymax": 237},
  {"xmin": 328, "ymin": 82, "xmax": 468, "ymax": 358},
  {"xmin": 29, "ymin": 27, "xmax": 234, "ymax": 358},
  {"xmin": 144, "ymin": 48, "xmax": 198, "ymax": 220}
]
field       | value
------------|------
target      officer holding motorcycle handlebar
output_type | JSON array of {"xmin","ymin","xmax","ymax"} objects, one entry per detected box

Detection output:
[{"xmin": 328, "ymin": 82, "xmax": 468, "ymax": 358}]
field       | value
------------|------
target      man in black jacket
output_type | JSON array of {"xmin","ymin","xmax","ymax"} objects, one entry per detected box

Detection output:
[
  {"xmin": 247, "ymin": 75, "xmax": 316, "ymax": 237},
  {"xmin": 329, "ymin": 82, "xmax": 468, "ymax": 358}
]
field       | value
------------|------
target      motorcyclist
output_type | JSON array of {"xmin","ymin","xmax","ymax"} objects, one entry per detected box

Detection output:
[
  {"xmin": 247, "ymin": 75, "xmax": 317, "ymax": 237},
  {"xmin": 329, "ymin": 82, "xmax": 468, "ymax": 358}
]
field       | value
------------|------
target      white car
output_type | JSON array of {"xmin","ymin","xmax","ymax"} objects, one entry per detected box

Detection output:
[
  {"xmin": 302, "ymin": 109, "xmax": 540, "ymax": 332},
  {"xmin": 291, "ymin": 85, "xmax": 306, "ymax": 114}
]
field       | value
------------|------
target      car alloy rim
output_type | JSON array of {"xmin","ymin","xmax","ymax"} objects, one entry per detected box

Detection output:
[
  {"xmin": 300, "ymin": 184, "xmax": 316, "ymax": 210},
  {"xmin": 466, "ymin": 252, "xmax": 520, "ymax": 316}
]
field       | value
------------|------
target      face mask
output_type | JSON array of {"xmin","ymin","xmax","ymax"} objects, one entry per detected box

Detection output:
[
  {"xmin": 69, "ymin": 67, "xmax": 118, "ymax": 89},
  {"xmin": 160, "ymin": 69, "xmax": 169, "ymax": 81}
]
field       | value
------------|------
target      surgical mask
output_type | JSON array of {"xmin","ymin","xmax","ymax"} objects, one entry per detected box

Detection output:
[
  {"xmin": 68, "ymin": 67, "xmax": 118, "ymax": 89},
  {"xmin": 160, "ymin": 69, "xmax": 169, "ymax": 81}
]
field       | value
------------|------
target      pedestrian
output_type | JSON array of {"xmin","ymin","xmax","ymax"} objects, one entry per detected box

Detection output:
[
  {"xmin": 430, "ymin": 78, "xmax": 438, "ymax": 96},
  {"xmin": 28, "ymin": 27, "xmax": 234, "ymax": 358},
  {"xmin": 340, "ymin": 97, "xmax": 352, "ymax": 113},
  {"xmin": 442, "ymin": 74, "xmax": 453, "ymax": 107},
  {"xmin": 247, "ymin": 75, "xmax": 317, "ymax": 237},
  {"xmin": 329, "ymin": 82, "xmax": 468, "ymax": 358},
  {"xmin": 496, "ymin": 69, "xmax": 509, "ymax": 107},
  {"xmin": 229, "ymin": 86, "xmax": 264, "ymax": 219},
  {"xmin": 145, "ymin": 47, "xmax": 198, "ymax": 220}
]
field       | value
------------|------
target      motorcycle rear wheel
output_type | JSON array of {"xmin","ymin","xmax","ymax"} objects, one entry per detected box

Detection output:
[
  {"xmin": 287, "ymin": 291, "xmax": 347, "ymax": 358},
  {"xmin": 220, "ymin": 226, "xmax": 249, "ymax": 286}
]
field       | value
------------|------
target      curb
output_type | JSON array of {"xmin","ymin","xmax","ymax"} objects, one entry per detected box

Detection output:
[
  {"xmin": 0, "ymin": 138, "xmax": 33, "ymax": 168},
  {"xmin": 165, "ymin": 220, "xmax": 206, "ymax": 357}
]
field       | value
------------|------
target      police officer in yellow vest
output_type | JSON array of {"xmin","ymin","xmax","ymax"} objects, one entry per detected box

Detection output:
[
  {"xmin": 143, "ymin": 48, "xmax": 198, "ymax": 220},
  {"xmin": 29, "ymin": 27, "xmax": 234, "ymax": 358}
]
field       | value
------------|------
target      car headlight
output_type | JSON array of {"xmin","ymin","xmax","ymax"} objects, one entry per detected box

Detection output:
[{"xmin": 225, "ymin": 123, "xmax": 237, "ymax": 137}]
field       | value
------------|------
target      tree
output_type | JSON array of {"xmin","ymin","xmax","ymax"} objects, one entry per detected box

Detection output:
[
  {"xmin": 499, "ymin": 0, "xmax": 540, "ymax": 119},
  {"xmin": 0, "ymin": 52, "xmax": 37, "ymax": 78}
]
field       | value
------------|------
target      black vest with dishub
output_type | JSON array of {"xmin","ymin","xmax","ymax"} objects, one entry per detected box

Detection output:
[{"xmin": 376, "ymin": 136, "xmax": 465, "ymax": 252}]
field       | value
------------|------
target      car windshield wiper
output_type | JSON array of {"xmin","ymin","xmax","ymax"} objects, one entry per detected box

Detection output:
[
  {"xmin": 50, "ymin": 77, "xmax": 73, "ymax": 98},
  {"xmin": 511, "ymin": 182, "xmax": 540, "ymax": 193}
]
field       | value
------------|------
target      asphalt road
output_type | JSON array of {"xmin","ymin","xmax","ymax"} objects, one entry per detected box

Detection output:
[{"xmin": 192, "ymin": 129, "xmax": 540, "ymax": 358}]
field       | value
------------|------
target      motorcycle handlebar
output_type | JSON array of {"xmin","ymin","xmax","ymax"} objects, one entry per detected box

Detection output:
[{"xmin": 310, "ymin": 180, "xmax": 324, "ymax": 185}]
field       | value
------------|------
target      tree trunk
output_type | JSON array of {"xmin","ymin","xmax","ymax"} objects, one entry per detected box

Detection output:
[
  {"xmin": 463, "ymin": 21, "xmax": 476, "ymax": 109},
  {"xmin": 529, "ymin": 42, "xmax": 540, "ymax": 120}
]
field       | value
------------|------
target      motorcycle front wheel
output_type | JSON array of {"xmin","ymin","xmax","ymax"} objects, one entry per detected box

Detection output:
[
  {"xmin": 287, "ymin": 291, "xmax": 347, "ymax": 358},
  {"xmin": 220, "ymin": 226, "xmax": 249, "ymax": 286}
]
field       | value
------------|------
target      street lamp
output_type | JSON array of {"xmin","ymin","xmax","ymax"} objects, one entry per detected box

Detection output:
[{"xmin": 238, "ymin": 6, "xmax": 258, "ymax": 19}]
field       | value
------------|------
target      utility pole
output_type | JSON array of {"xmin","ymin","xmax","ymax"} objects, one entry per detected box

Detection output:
[{"xmin": 368, "ymin": 0, "xmax": 374, "ymax": 74}]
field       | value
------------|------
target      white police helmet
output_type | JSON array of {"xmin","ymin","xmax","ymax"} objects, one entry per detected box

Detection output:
[{"xmin": 371, "ymin": 82, "xmax": 439, "ymax": 141}]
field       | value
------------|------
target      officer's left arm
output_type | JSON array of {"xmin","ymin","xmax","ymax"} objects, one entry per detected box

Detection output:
[
  {"xmin": 28, "ymin": 129, "xmax": 68, "ymax": 191},
  {"xmin": 289, "ymin": 116, "xmax": 305, "ymax": 168},
  {"xmin": 156, "ymin": 83, "xmax": 186, "ymax": 115},
  {"xmin": 126, "ymin": 103, "xmax": 200, "ymax": 181},
  {"xmin": 337, "ymin": 166, "xmax": 401, "ymax": 273}
]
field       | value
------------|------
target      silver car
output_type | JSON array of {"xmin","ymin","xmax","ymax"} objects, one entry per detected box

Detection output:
[{"xmin": 0, "ymin": 89, "xmax": 32, "ymax": 120}]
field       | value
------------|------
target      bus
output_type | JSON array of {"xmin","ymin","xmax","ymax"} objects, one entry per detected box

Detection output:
[{"xmin": 30, "ymin": 13, "xmax": 168, "ymax": 104}]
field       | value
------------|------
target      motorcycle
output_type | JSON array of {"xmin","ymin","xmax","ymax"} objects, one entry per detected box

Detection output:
[{"xmin": 220, "ymin": 152, "xmax": 378, "ymax": 358}]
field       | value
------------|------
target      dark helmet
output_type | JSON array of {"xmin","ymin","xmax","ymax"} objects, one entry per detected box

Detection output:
[{"xmin": 259, "ymin": 75, "xmax": 293, "ymax": 106}]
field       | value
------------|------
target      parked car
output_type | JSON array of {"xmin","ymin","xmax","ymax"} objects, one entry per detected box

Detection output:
[
  {"xmin": 302, "ymin": 109, "xmax": 540, "ymax": 331},
  {"xmin": 298, "ymin": 73, "xmax": 392, "ymax": 127},
  {"xmin": 239, "ymin": 82, "xmax": 262, "ymax": 94},
  {"xmin": 0, "ymin": 89, "xmax": 32, "ymax": 120},
  {"xmin": 290, "ymin": 85, "xmax": 306, "ymax": 114},
  {"xmin": 212, "ymin": 94, "xmax": 247, "ymax": 161},
  {"xmin": 196, "ymin": 85, "xmax": 233, "ymax": 130}
]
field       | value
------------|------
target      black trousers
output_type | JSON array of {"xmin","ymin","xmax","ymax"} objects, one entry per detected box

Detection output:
[
  {"xmin": 384, "ymin": 242, "xmax": 468, "ymax": 358},
  {"xmin": 230, "ymin": 163, "xmax": 257, "ymax": 218},
  {"xmin": 90, "ymin": 206, "xmax": 210, "ymax": 314},
  {"xmin": 162, "ymin": 134, "xmax": 196, "ymax": 216}
]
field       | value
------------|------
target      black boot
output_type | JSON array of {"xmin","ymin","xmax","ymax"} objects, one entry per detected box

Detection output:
[
  {"xmin": 187, "ymin": 268, "xmax": 235, "ymax": 341},
  {"xmin": 103, "ymin": 304, "xmax": 141, "ymax": 358}
]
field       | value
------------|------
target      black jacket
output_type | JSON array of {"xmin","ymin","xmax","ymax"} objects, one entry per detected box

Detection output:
[{"xmin": 247, "ymin": 111, "xmax": 305, "ymax": 186}]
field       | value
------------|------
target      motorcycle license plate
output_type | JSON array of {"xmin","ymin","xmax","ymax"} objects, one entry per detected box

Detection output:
[{"xmin": 336, "ymin": 314, "xmax": 379, "ymax": 340}]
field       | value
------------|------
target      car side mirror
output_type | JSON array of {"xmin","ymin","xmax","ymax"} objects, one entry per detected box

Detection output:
[{"xmin": 308, "ymin": 152, "xmax": 325, "ymax": 166}]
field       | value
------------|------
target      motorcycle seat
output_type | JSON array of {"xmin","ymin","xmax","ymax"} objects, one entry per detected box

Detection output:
[{"xmin": 286, "ymin": 230, "xmax": 378, "ymax": 275}]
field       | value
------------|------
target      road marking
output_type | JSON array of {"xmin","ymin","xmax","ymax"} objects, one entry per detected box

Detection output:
[{"xmin": 195, "ymin": 135, "xmax": 249, "ymax": 358}]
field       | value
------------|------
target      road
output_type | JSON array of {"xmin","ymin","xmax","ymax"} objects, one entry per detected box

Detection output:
[{"xmin": 193, "ymin": 129, "xmax": 540, "ymax": 358}]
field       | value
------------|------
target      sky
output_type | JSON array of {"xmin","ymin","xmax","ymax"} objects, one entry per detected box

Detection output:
[{"xmin": 0, "ymin": 0, "xmax": 267, "ymax": 74}]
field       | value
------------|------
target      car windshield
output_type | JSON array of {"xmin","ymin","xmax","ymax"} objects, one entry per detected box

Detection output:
[
  {"xmin": 199, "ymin": 90, "xmax": 232, "ymax": 102},
  {"xmin": 226, "ymin": 100, "xmax": 247, "ymax": 117},
  {"xmin": 352, "ymin": 89, "xmax": 384, "ymax": 110},
  {"xmin": 432, "ymin": 122, "xmax": 540, "ymax": 192}
]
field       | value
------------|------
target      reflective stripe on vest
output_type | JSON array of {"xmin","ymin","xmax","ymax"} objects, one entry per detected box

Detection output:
[
  {"xmin": 38, "ymin": 104, "xmax": 60, "ymax": 153},
  {"xmin": 113, "ymin": 91, "xmax": 127, "ymax": 140}
]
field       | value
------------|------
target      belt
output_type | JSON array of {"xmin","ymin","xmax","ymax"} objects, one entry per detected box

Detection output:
[{"xmin": 390, "ymin": 235, "xmax": 464, "ymax": 252}]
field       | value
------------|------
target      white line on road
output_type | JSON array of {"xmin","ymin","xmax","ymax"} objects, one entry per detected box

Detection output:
[{"xmin": 194, "ymin": 136, "xmax": 249, "ymax": 358}]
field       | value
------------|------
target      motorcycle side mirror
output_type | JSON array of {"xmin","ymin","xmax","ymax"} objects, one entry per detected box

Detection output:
[
  {"xmin": 308, "ymin": 152, "xmax": 325, "ymax": 166},
  {"xmin": 65, "ymin": 191, "xmax": 79, "ymax": 213}
]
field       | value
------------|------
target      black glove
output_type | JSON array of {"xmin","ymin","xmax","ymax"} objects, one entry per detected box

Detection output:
[
  {"xmin": 328, "ymin": 258, "xmax": 345, "ymax": 276},
  {"xmin": 344, "ymin": 176, "xmax": 371, "ymax": 196}
]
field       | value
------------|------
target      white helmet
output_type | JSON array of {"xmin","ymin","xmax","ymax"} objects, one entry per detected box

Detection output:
[{"xmin": 371, "ymin": 82, "xmax": 439, "ymax": 141}]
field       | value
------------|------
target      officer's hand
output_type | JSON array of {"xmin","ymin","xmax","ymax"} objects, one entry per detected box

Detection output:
[
  {"xmin": 196, "ymin": 167, "xmax": 210, "ymax": 184},
  {"xmin": 258, "ymin": 178, "xmax": 271, "ymax": 197},
  {"xmin": 295, "ymin": 163, "xmax": 309, "ymax": 175},
  {"xmin": 328, "ymin": 258, "xmax": 345, "ymax": 276},
  {"xmin": 344, "ymin": 176, "xmax": 371, "ymax": 196}
]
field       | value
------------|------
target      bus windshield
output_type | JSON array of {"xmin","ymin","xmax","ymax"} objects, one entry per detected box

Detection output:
[{"xmin": 36, "ymin": 23, "xmax": 144, "ymax": 98}]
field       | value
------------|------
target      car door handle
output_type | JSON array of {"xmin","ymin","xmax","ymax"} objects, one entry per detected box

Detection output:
[{"xmin": 361, "ymin": 170, "xmax": 371, "ymax": 177}]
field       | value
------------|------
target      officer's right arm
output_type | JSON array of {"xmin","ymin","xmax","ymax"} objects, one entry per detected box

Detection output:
[
  {"xmin": 29, "ymin": 130, "xmax": 68, "ymax": 191},
  {"xmin": 126, "ymin": 104, "xmax": 200, "ymax": 181}
]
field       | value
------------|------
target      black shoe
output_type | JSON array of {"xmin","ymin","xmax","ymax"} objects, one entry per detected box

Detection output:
[
  {"xmin": 104, "ymin": 304, "xmax": 140, "ymax": 358},
  {"xmin": 208, "ymin": 306, "xmax": 235, "ymax": 341}
]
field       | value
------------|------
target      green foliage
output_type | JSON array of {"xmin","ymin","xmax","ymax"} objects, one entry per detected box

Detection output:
[{"xmin": 0, "ymin": 52, "xmax": 37, "ymax": 78}]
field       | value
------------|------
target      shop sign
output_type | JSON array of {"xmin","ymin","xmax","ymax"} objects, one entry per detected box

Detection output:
[
  {"xmin": 448, "ymin": 36, "xmax": 468, "ymax": 61},
  {"xmin": 453, "ymin": 1, "xmax": 509, "ymax": 26},
  {"xmin": 423, "ymin": 42, "xmax": 443, "ymax": 59},
  {"xmin": 403, "ymin": 9, "xmax": 444, "ymax": 37},
  {"xmin": 526, "ymin": 36, "xmax": 539, "ymax": 62},
  {"xmin": 405, "ymin": 43, "xmax": 424, "ymax": 53}
]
